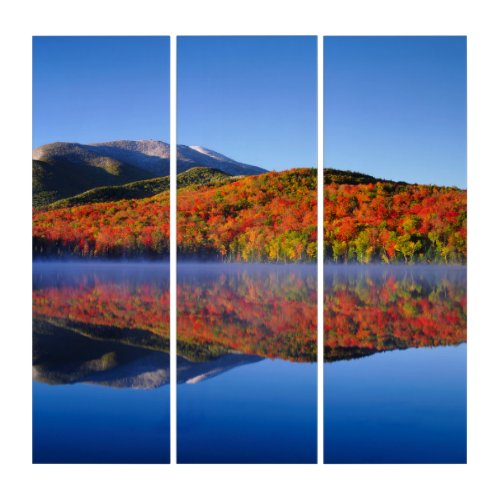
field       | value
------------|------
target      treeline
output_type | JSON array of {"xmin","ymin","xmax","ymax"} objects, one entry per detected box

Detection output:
[{"xmin": 178, "ymin": 168, "xmax": 466, "ymax": 263}]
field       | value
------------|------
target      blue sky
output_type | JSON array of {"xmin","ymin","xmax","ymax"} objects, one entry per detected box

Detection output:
[
  {"xmin": 325, "ymin": 36, "xmax": 467, "ymax": 188},
  {"xmin": 33, "ymin": 36, "xmax": 465, "ymax": 186},
  {"xmin": 178, "ymin": 36, "xmax": 317, "ymax": 171},
  {"xmin": 33, "ymin": 36, "xmax": 170, "ymax": 149}
]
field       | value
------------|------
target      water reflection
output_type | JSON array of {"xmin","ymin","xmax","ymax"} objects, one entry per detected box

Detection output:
[
  {"xmin": 177, "ymin": 264, "xmax": 318, "ymax": 464},
  {"xmin": 177, "ymin": 264, "xmax": 317, "ymax": 362},
  {"xmin": 34, "ymin": 264, "xmax": 466, "ymax": 372},
  {"xmin": 33, "ymin": 264, "xmax": 169, "ymax": 387},
  {"xmin": 33, "ymin": 263, "xmax": 466, "ymax": 463},
  {"xmin": 325, "ymin": 265, "xmax": 466, "ymax": 361},
  {"xmin": 32, "ymin": 263, "xmax": 170, "ymax": 464},
  {"xmin": 324, "ymin": 265, "xmax": 466, "ymax": 464}
]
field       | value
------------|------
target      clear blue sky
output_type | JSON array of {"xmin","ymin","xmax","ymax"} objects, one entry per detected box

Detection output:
[
  {"xmin": 178, "ymin": 36, "xmax": 317, "ymax": 171},
  {"xmin": 325, "ymin": 37, "xmax": 467, "ymax": 188},
  {"xmin": 33, "ymin": 36, "xmax": 170, "ymax": 149}
]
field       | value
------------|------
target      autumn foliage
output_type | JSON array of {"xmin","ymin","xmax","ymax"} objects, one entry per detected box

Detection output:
[
  {"xmin": 32, "ymin": 168, "xmax": 466, "ymax": 263},
  {"xmin": 178, "ymin": 169, "xmax": 317, "ymax": 261},
  {"xmin": 325, "ymin": 181, "xmax": 466, "ymax": 263},
  {"xmin": 33, "ymin": 192, "xmax": 169, "ymax": 258}
]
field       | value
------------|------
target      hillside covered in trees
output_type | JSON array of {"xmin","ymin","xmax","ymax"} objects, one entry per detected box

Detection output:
[
  {"xmin": 179, "ymin": 168, "xmax": 466, "ymax": 263},
  {"xmin": 32, "ymin": 167, "xmax": 466, "ymax": 263}
]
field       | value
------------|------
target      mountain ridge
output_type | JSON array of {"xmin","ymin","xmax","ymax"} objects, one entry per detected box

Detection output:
[
  {"xmin": 33, "ymin": 140, "xmax": 265, "ymax": 176},
  {"xmin": 33, "ymin": 140, "xmax": 265, "ymax": 207}
]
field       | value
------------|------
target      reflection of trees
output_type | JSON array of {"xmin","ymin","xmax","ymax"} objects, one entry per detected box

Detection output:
[
  {"xmin": 33, "ymin": 267, "xmax": 466, "ymax": 364},
  {"xmin": 324, "ymin": 268, "xmax": 466, "ymax": 361},
  {"xmin": 177, "ymin": 271, "xmax": 318, "ymax": 362},
  {"xmin": 32, "ymin": 279, "xmax": 169, "ymax": 338}
]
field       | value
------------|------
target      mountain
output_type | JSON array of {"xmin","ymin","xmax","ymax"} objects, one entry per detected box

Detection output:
[
  {"xmin": 51, "ymin": 140, "xmax": 266, "ymax": 176},
  {"xmin": 32, "ymin": 143, "xmax": 159, "ymax": 208},
  {"xmin": 33, "ymin": 140, "xmax": 169, "ymax": 177},
  {"xmin": 33, "ymin": 140, "xmax": 265, "ymax": 207},
  {"xmin": 86, "ymin": 140, "xmax": 170, "ymax": 176},
  {"xmin": 177, "ymin": 145, "xmax": 265, "ymax": 175}
]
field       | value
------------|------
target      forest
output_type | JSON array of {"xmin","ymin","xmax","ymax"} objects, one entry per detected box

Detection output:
[
  {"xmin": 33, "ymin": 192, "xmax": 170, "ymax": 258},
  {"xmin": 32, "ymin": 167, "xmax": 466, "ymax": 262}
]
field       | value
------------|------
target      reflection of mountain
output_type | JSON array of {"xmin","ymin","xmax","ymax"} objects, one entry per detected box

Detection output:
[
  {"xmin": 33, "ymin": 318, "xmax": 169, "ymax": 388},
  {"xmin": 32, "ymin": 265, "xmax": 267, "ymax": 388},
  {"xmin": 33, "ymin": 318, "xmax": 261, "ymax": 388},
  {"xmin": 33, "ymin": 265, "xmax": 168, "ymax": 388},
  {"xmin": 179, "ymin": 354, "xmax": 262, "ymax": 384}
]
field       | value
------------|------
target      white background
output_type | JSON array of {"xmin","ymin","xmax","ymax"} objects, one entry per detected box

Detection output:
[{"xmin": 1, "ymin": 0, "xmax": 499, "ymax": 498}]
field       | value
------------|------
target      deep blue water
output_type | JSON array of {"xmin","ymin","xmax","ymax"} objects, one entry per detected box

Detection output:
[
  {"xmin": 177, "ymin": 359, "xmax": 317, "ymax": 464},
  {"xmin": 33, "ymin": 382, "xmax": 170, "ymax": 464},
  {"xmin": 324, "ymin": 265, "xmax": 467, "ymax": 464},
  {"xmin": 324, "ymin": 345, "xmax": 467, "ymax": 464},
  {"xmin": 32, "ymin": 262, "xmax": 170, "ymax": 464}
]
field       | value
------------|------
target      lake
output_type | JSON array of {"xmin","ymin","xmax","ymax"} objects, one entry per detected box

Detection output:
[
  {"xmin": 324, "ymin": 265, "xmax": 467, "ymax": 463},
  {"xmin": 32, "ymin": 262, "xmax": 466, "ymax": 464},
  {"xmin": 32, "ymin": 262, "xmax": 170, "ymax": 464}
]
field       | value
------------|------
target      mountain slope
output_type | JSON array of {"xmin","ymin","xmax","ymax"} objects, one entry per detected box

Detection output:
[
  {"xmin": 84, "ymin": 141, "xmax": 266, "ymax": 176},
  {"xmin": 32, "ymin": 159, "xmax": 95, "ymax": 208},
  {"xmin": 47, "ymin": 176, "xmax": 169, "ymax": 209},
  {"xmin": 324, "ymin": 168, "xmax": 392, "ymax": 185},
  {"xmin": 32, "ymin": 144, "xmax": 159, "ymax": 208},
  {"xmin": 177, "ymin": 166, "xmax": 234, "ymax": 189},
  {"xmin": 33, "ymin": 141, "xmax": 265, "ymax": 207},
  {"xmin": 86, "ymin": 140, "xmax": 170, "ymax": 176},
  {"xmin": 44, "ymin": 167, "xmax": 235, "ymax": 209}
]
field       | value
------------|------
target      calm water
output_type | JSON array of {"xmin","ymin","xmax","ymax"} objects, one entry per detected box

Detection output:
[
  {"xmin": 176, "ymin": 264, "xmax": 318, "ymax": 464},
  {"xmin": 324, "ymin": 265, "xmax": 467, "ymax": 463},
  {"xmin": 33, "ymin": 262, "xmax": 466, "ymax": 464},
  {"xmin": 32, "ymin": 262, "xmax": 170, "ymax": 464}
]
